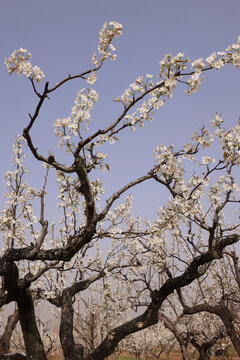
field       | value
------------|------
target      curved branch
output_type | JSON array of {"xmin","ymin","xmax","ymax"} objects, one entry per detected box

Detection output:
[
  {"xmin": 183, "ymin": 303, "xmax": 240, "ymax": 356},
  {"xmin": 74, "ymin": 79, "xmax": 166, "ymax": 156},
  {"xmin": 85, "ymin": 235, "xmax": 239, "ymax": 360},
  {"xmin": 98, "ymin": 172, "xmax": 153, "ymax": 222},
  {"xmin": 47, "ymin": 61, "xmax": 104, "ymax": 94},
  {"xmin": 27, "ymin": 221, "xmax": 48, "ymax": 258}
]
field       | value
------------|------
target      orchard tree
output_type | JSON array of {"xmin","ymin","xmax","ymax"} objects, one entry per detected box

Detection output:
[
  {"xmin": 122, "ymin": 322, "xmax": 176, "ymax": 360},
  {"xmin": 160, "ymin": 303, "xmax": 229, "ymax": 360},
  {"xmin": 157, "ymin": 263, "xmax": 234, "ymax": 360},
  {"xmin": 156, "ymin": 237, "xmax": 240, "ymax": 358},
  {"xmin": 181, "ymin": 252, "xmax": 240, "ymax": 356},
  {"xmin": 1, "ymin": 21, "xmax": 240, "ymax": 360}
]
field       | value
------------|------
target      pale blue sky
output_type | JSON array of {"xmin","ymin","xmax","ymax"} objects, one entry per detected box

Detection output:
[{"xmin": 1, "ymin": 0, "xmax": 240, "ymax": 221}]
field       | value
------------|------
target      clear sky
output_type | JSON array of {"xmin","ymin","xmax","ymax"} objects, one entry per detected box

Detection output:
[{"xmin": 1, "ymin": 0, "xmax": 240, "ymax": 222}]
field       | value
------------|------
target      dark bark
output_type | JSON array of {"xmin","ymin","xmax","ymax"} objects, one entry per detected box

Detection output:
[
  {"xmin": 1, "ymin": 213, "xmax": 238, "ymax": 265},
  {"xmin": 230, "ymin": 251, "xmax": 240, "ymax": 287},
  {"xmin": 1, "ymin": 235, "xmax": 238, "ymax": 360},
  {"xmin": 189, "ymin": 332, "xmax": 224, "ymax": 360},
  {"xmin": 0, "ymin": 262, "xmax": 46, "ymax": 359},
  {"xmin": 49, "ymin": 270, "xmax": 110, "ymax": 359},
  {"xmin": 59, "ymin": 289, "xmax": 83, "ymax": 360},
  {"xmin": 85, "ymin": 242, "xmax": 236, "ymax": 360},
  {"xmin": 0, "ymin": 293, "xmax": 13, "ymax": 308},
  {"xmin": 0, "ymin": 354, "xmax": 32, "ymax": 360},
  {"xmin": 0, "ymin": 309, "xmax": 19, "ymax": 355},
  {"xmin": 189, "ymin": 338, "xmax": 211, "ymax": 360},
  {"xmin": 1, "ymin": 226, "xmax": 97, "ymax": 262},
  {"xmin": 0, "ymin": 262, "xmax": 19, "ymax": 296},
  {"xmin": 16, "ymin": 289, "xmax": 46, "ymax": 360}
]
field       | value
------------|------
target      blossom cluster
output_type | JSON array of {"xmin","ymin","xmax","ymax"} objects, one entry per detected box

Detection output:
[
  {"xmin": 187, "ymin": 37, "xmax": 240, "ymax": 94},
  {"xmin": 153, "ymin": 145, "xmax": 185, "ymax": 188},
  {"xmin": 85, "ymin": 144, "xmax": 108, "ymax": 171},
  {"xmin": 91, "ymin": 178, "xmax": 105, "ymax": 201},
  {"xmin": 211, "ymin": 114, "xmax": 240, "ymax": 165},
  {"xmin": 159, "ymin": 52, "xmax": 187, "ymax": 78},
  {"xmin": 149, "ymin": 116, "xmax": 240, "ymax": 272},
  {"xmin": 124, "ymin": 321, "xmax": 176, "ymax": 356},
  {"xmin": 54, "ymin": 88, "xmax": 99, "ymax": 152},
  {"xmin": 4, "ymin": 48, "xmax": 45, "ymax": 82},
  {"xmin": 0, "ymin": 136, "xmax": 39, "ymax": 251},
  {"xmin": 117, "ymin": 74, "xmax": 174, "ymax": 131},
  {"xmin": 111, "ymin": 38, "xmax": 240, "ymax": 133},
  {"xmin": 91, "ymin": 21, "xmax": 123, "ymax": 66},
  {"xmin": 97, "ymin": 195, "xmax": 133, "ymax": 239},
  {"xmin": 56, "ymin": 171, "xmax": 81, "ymax": 236}
]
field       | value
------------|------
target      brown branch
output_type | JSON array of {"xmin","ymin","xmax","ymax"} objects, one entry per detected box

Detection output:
[
  {"xmin": 183, "ymin": 302, "xmax": 240, "ymax": 356},
  {"xmin": 0, "ymin": 309, "xmax": 19, "ymax": 355},
  {"xmin": 97, "ymin": 172, "xmax": 153, "ymax": 222},
  {"xmin": 73, "ymin": 78, "xmax": 167, "ymax": 156},
  {"xmin": 85, "ymin": 234, "xmax": 239, "ymax": 360},
  {"xmin": 27, "ymin": 221, "xmax": 48, "ymax": 259},
  {"xmin": 47, "ymin": 61, "xmax": 104, "ymax": 93}
]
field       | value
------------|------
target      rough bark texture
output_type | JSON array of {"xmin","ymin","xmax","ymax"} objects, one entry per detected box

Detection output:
[
  {"xmin": 85, "ymin": 242, "xmax": 237, "ymax": 360},
  {"xmin": 0, "ymin": 354, "xmax": 32, "ymax": 360},
  {"xmin": 0, "ymin": 309, "xmax": 19, "ymax": 355},
  {"xmin": 220, "ymin": 309, "xmax": 240, "ymax": 356},
  {"xmin": 0, "ymin": 235, "xmax": 239, "ymax": 359},
  {"xmin": 190, "ymin": 338, "xmax": 211, "ymax": 360},
  {"xmin": 59, "ymin": 289, "xmax": 83, "ymax": 360},
  {"xmin": 0, "ymin": 262, "xmax": 46, "ymax": 360},
  {"xmin": 16, "ymin": 289, "xmax": 46, "ymax": 360}
]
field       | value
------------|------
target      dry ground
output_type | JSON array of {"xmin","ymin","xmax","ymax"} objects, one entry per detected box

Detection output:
[
  {"xmin": 47, "ymin": 346, "xmax": 239, "ymax": 359},
  {"xmin": 111, "ymin": 348, "xmax": 239, "ymax": 359}
]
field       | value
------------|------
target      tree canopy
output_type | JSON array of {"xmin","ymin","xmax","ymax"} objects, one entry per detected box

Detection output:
[{"xmin": 1, "ymin": 22, "xmax": 240, "ymax": 360}]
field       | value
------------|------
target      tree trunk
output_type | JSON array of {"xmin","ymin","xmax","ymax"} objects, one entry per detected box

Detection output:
[
  {"xmin": 60, "ymin": 289, "xmax": 83, "ymax": 360},
  {"xmin": 179, "ymin": 343, "xmax": 190, "ymax": 360},
  {"xmin": 158, "ymin": 316, "xmax": 190, "ymax": 360},
  {"xmin": 184, "ymin": 303, "xmax": 240, "ymax": 357},
  {"xmin": 16, "ymin": 289, "xmax": 46, "ymax": 360},
  {"xmin": 171, "ymin": 332, "xmax": 189, "ymax": 360},
  {"xmin": 190, "ymin": 340, "xmax": 211, "ymax": 360},
  {"xmin": 0, "ymin": 309, "xmax": 19, "ymax": 354},
  {"xmin": 219, "ymin": 307, "xmax": 240, "ymax": 356},
  {"xmin": 0, "ymin": 354, "xmax": 32, "ymax": 360},
  {"xmin": 198, "ymin": 355, "xmax": 210, "ymax": 360}
]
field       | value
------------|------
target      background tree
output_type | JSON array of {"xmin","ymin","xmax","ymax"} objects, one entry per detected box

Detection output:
[{"xmin": 180, "ymin": 254, "xmax": 240, "ymax": 356}]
